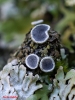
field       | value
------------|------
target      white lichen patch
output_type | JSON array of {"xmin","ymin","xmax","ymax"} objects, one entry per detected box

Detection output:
[
  {"xmin": 0, "ymin": 76, "xmax": 18, "ymax": 100},
  {"xmin": 49, "ymin": 66, "xmax": 75, "ymax": 100},
  {"xmin": 0, "ymin": 59, "xmax": 42, "ymax": 100}
]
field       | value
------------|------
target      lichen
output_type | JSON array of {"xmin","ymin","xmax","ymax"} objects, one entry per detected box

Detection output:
[
  {"xmin": 0, "ymin": 59, "xmax": 42, "ymax": 100},
  {"xmin": 27, "ymin": 84, "xmax": 52, "ymax": 100},
  {"xmin": 49, "ymin": 66, "xmax": 75, "ymax": 100},
  {"xmin": 9, "ymin": 24, "xmax": 60, "ymax": 67},
  {"xmin": 31, "ymin": 24, "xmax": 50, "ymax": 44},
  {"xmin": 40, "ymin": 56, "xmax": 55, "ymax": 72},
  {"xmin": 0, "ymin": 76, "xmax": 18, "ymax": 100},
  {"xmin": 25, "ymin": 54, "xmax": 39, "ymax": 69}
]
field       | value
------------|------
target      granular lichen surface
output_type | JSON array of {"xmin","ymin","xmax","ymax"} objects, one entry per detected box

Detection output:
[{"xmin": 10, "ymin": 24, "xmax": 61, "ymax": 74}]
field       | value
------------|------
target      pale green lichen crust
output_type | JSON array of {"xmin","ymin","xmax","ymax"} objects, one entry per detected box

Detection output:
[
  {"xmin": 0, "ymin": 59, "xmax": 42, "ymax": 100},
  {"xmin": 49, "ymin": 66, "xmax": 75, "ymax": 100}
]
